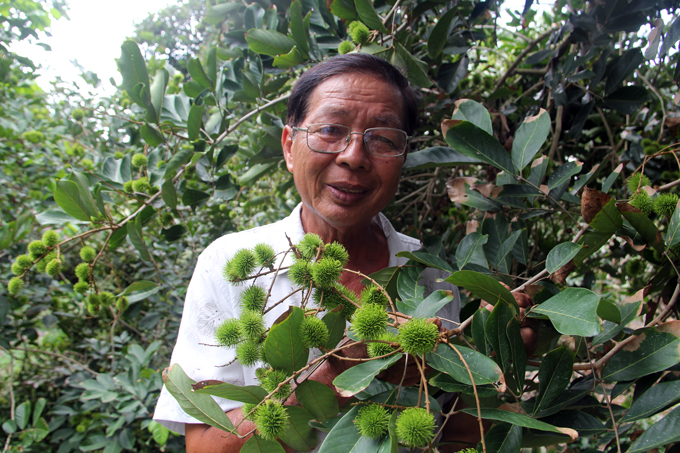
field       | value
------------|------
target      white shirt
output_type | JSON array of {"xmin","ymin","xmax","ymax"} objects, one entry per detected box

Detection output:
[{"xmin": 153, "ymin": 204, "xmax": 460, "ymax": 437}]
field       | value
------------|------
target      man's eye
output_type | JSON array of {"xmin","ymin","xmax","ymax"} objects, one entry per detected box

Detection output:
[{"xmin": 316, "ymin": 126, "xmax": 345, "ymax": 139}]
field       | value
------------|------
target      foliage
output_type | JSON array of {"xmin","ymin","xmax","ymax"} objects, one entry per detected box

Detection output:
[{"xmin": 1, "ymin": 0, "xmax": 680, "ymax": 451}]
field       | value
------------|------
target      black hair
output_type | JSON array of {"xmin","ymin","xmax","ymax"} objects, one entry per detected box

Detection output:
[{"xmin": 286, "ymin": 54, "xmax": 420, "ymax": 136}]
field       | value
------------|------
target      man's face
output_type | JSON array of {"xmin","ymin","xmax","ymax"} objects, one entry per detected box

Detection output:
[{"xmin": 282, "ymin": 73, "xmax": 406, "ymax": 233}]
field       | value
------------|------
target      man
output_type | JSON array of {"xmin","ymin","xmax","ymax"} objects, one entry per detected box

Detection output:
[{"xmin": 153, "ymin": 53, "xmax": 462, "ymax": 451}]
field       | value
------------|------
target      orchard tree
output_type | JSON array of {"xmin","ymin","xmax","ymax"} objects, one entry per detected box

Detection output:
[{"xmin": 2, "ymin": 0, "xmax": 680, "ymax": 452}]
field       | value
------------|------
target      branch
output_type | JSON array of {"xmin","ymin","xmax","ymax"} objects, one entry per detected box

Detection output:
[
  {"xmin": 382, "ymin": 0, "xmax": 403, "ymax": 26},
  {"xmin": 11, "ymin": 347, "xmax": 98, "ymax": 376},
  {"xmin": 548, "ymin": 105, "xmax": 564, "ymax": 162},
  {"xmin": 494, "ymin": 28, "xmax": 555, "ymax": 90},
  {"xmin": 213, "ymin": 94, "xmax": 291, "ymax": 146},
  {"xmin": 636, "ymin": 69, "xmax": 666, "ymax": 142}
]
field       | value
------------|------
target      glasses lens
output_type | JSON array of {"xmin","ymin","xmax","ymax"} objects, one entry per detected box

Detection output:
[
  {"xmin": 306, "ymin": 124, "xmax": 351, "ymax": 153},
  {"xmin": 365, "ymin": 128, "xmax": 407, "ymax": 156}
]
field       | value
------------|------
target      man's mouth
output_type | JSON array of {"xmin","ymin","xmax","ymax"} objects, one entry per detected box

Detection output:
[{"xmin": 326, "ymin": 184, "xmax": 369, "ymax": 201}]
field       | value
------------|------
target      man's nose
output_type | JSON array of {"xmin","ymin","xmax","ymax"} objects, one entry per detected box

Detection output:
[{"xmin": 337, "ymin": 132, "xmax": 372, "ymax": 170}]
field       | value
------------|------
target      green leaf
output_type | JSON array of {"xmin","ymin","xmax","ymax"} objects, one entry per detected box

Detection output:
[
  {"xmin": 428, "ymin": 8, "xmax": 459, "ymax": 58},
  {"xmin": 574, "ymin": 231, "xmax": 612, "ymax": 266},
  {"xmin": 330, "ymin": 0, "xmax": 357, "ymax": 20},
  {"xmin": 239, "ymin": 162, "xmax": 278, "ymax": 186},
  {"xmin": 216, "ymin": 145, "xmax": 238, "ymax": 171},
  {"xmin": 318, "ymin": 406, "xmax": 384, "ymax": 453},
  {"xmin": 2, "ymin": 420, "xmax": 16, "ymax": 434},
  {"xmin": 604, "ymin": 86, "xmax": 650, "ymax": 114},
  {"xmin": 533, "ymin": 346, "xmax": 575, "ymax": 415},
  {"xmin": 273, "ymin": 46, "xmax": 303, "ymax": 69},
  {"xmin": 506, "ymin": 317, "xmax": 526, "ymax": 394},
  {"xmin": 601, "ymin": 322, "xmax": 680, "ymax": 382},
  {"xmin": 617, "ymin": 202, "xmax": 665, "ymax": 253},
  {"xmin": 289, "ymin": 1, "xmax": 309, "ymax": 57},
  {"xmin": 354, "ymin": 0, "xmax": 388, "ymax": 33},
  {"xmin": 445, "ymin": 122, "xmax": 516, "ymax": 175},
  {"xmin": 666, "ymin": 200, "xmax": 680, "ymax": 248},
  {"xmin": 215, "ymin": 174, "xmax": 239, "ymax": 201},
  {"xmin": 161, "ymin": 180, "xmax": 177, "ymax": 210},
  {"xmin": 403, "ymin": 146, "xmax": 482, "ymax": 170},
  {"xmin": 241, "ymin": 434, "xmax": 286, "ymax": 452},
  {"xmin": 187, "ymin": 58, "xmax": 214, "ymax": 91},
  {"xmin": 446, "ymin": 271, "xmax": 519, "ymax": 311},
  {"xmin": 495, "ymin": 229, "xmax": 522, "ymax": 274},
  {"xmin": 264, "ymin": 307, "xmax": 309, "ymax": 374},
  {"xmin": 162, "ymin": 364, "xmax": 236, "ymax": 433},
  {"xmin": 182, "ymin": 188, "xmax": 210, "ymax": 208},
  {"xmin": 141, "ymin": 123, "xmax": 165, "ymax": 146},
  {"xmin": 396, "ymin": 264, "xmax": 425, "ymax": 301},
  {"xmin": 205, "ymin": 1, "xmax": 241, "ymax": 25},
  {"xmin": 246, "ymin": 29, "xmax": 295, "ymax": 57},
  {"xmin": 485, "ymin": 300, "xmax": 513, "ymax": 373},
  {"xmin": 32, "ymin": 398, "xmax": 46, "ymax": 426},
  {"xmin": 540, "ymin": 411, "xmax": 606, "ymax": 437},
  {"xmin": 164, "ymin": 148, "xmax": 193, "ymax": 179},
  {"xmin": 149, "ymin": 68, "xmax": 169, "ymax": 124},
  {"xmin": 532, "ymin": 288, "xmax": 601, "ymax": 337},
  {"xmin": 333, "ymin": 354, "xmax": 402, "ymax": 397},
  {"xmin": 393, "ymin": 43, "xmax": 431, "ymax": 88},
  {"xmin": 280, "ymin": 406, "xmax": 317, "ymax": 451},
  {"xmin": 117, "ymin": 40, "xmax": 152, "ymax": 114},
  {"xmin": 605, "ymin": 48, "xmax": 643, "ymax": 95},
  {"xmin": 295, "ymin": 380, "xmax": 339, "ymax": 422},
  {"xmin": 117, "ymin": 281, "xmax": 158, "ymax": 298},
  {"xmin": 413, "ymin": 290, "xmax": 454, "ymax": 319},
  {"xmin": 54, "ymin": 180, "xmax": 91, "ymax": 222},
  {"xmin": 546, "ymin": 242, "xmax": 581, "ymax": 274},
  {"xmin": 450, "ymin": 99, "xmax": 493, "ymax": 135},
  {"xmin": 427, "ymin": 342, "xmax": 502, "ymax": 385},
  {"xmin": 395, "ymin": 251, "xmax": 454, "ymax": 273},
  {"xmin": 597, "ymin": 299, "xmax": 621, "ymax": 323},
  {"xmin": 322, "ymin": 311, "xmax": 345, "ymax": 350},
  {"xmin": 511, "ymin": 109, "xmax": 550, "ymax": 172},
  {"xmin": 588, "ymin": 198, "xmax": 623, "ymax": 234},
  {"xmin": 622, "ymin": 380, "xmax": 680, "ymax": 422},
  {"xmin": 367, "ymin": 387, "xmax": 441, "ymax": 412},
  {"xmin": 187, "ymin": 103, "xmax": 204, "ymax": 141},
  {"xmin": 547, "ymin": 161, "xmax": 583, "ymax": 190},
  {"xmin": 127, "ymin": 216, "xmax": 151, "ymax": 262},
  {"xmin": 472, "ymin": 308, "xmax": 493, "ymax": 356},
  {"xmin": 68, "ymin": 171, "xmax": 99, "ymax": 218},
  {"xmin": 628, "ymin": 405, "xmax": 680, "ymax": 453},
  {"xmin": 485, "ymin": 423, "xmax": 522, "ymax": 453},
  {"xmin": 458, "ymin": 408, "xmax": 568, "ymax": 435},
  {"xmin": 455, "ymin": 232, "xmax": 488, "ymax": 270},
  {"xmin": 16, "ymin": 401, "xmax": 31, "ymax": 430},
  {"xmin": 192, "ymin": 381, "xmax": 267, "ymax": 403}
]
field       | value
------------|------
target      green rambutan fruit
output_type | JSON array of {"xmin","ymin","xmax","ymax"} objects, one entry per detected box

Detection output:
[
  {"xmin": 338, "ymin": 40, "xmax": 355, "ymax": 54},
  {"xmin": 348, "ymin": 21, "xmax": 370, "ymax": 45},
  {"xmin": 239, "ymin": 310, "xmax": 266, "ymax": 340},
  {"xmin": 72, "ymin": 108, "xmax": 85, "ymax": 121},
  {"xmin": 132, "ymin": 177, "xmax": 150, "ymax": 193},
  {"xmin": 35, "ymin": 251, "xmax": 55, "ymax": 273},
  {"xmin": 300, "ymin": 316, "xmax": 330, "ymax": 349},
  {"xmin": 398, "ymin": 318, "xmax": 439, "ymax": 356},
  {"xmin": 360, "ymin": 284, "xmax": 389, "ymax": 307},
  {"xmin": 311, "ymin": 257, "xmax": 343, "ymax": 290},
  {"xmin": 116, "ymin": 296, "xmax": 129, "ymax": 312},
  {"xmin": 27, "ymin": 240, "xmax": 46, "ymax": 259},
  {"xmin": 254, "ymin": 243, "xmax": 276, "ymax": 268},
  {"xmin": 255, "ymin": 367, "xmax": 268, "ymax": 380},
  {"xmin": 42, "ymin": 230, "xmax": 59, "ymax": 247},
  {"xmin": 131, "ymin": 153, "xmax": 148, "ymax": 168},
  {"xmin": 260, "ymin": 369, "xmax": 291, "ymax": 400},
  {"xmin": 367, "ymin": 331, "xmax": 398, "ymax": 358},
  {"xmin": 289, "ymin": 259, "xmax": 313, "ymax": 287},
  {"xmin": 87, "ymin": 293, "xmax": 101, "ymax": 315},
  {"xmin": 79, "ymin": 245, "xmax": 97, "ymax": 262},
  {"xmin": 626, "ymin": 173, "xmax": 651, "ymax": 194},
  {"xmin": 73, "ymin": 281, "xmax": 89, "ymax": 294},
  {"xmin": 236, "ymin": 340, "xmax": 262, "ymax": 366},
  {"xmin": 653, "ymin": 192, "xmax": 679, "ymax": 218},
  {"xmin": 46, "ymin": 259, "xmax": 62, "ymax": 277},
  {"xmin": 156, "ymin": 160, "xmax": 166, "ymax": 169},
  {"xmin": 625, "ymin": 258, "xmax": 644, "ymax": 275},
  {"xmin": 123, "ymin": 180, "xmax": 134, "ymax": 193},
  {"xmin": 11, "ymin": 262, "xmax": 24, "ymax": 276},
  {"xmin": 395, "ymin": 407, "xmax": 435, "ymax": 447},
  {"xmin": 239, "ymin": 285, "xmax": 267, "ymax": 311},
  {"xmin": 354, "ymin": 404, "xmax": 390, "ymax": 439},
  {"xmin": 8, "ymin": 277, "xmax": 24, "ymax": 296},
  {"xmin": 323, "ymin": 242, "xmax": 349, "ymax": 267},
  {"xmin": 224, "ymin": 248, "xmax": 257, "ymax": 282},
  {"xmin": 15, "ymin": 255, "xmax": 33, "ymax": 270},
  {"xmin": 241, "ymin": 402, "xmax": 257, "ymax": 421},
  {"xmin": 215, "ymin": 318, "xmax": 242, "ymax": 347},
  {"xmin": 313, "ymin": 283, "xmax": 359, "ymax": 319},
  {"xmin": 351, "ymin": 303, "xmax": 388, "ymax": 340},
  {"xmin": 75, "ymin": 262, "xmax": 90, "ymax": 282},
  {"xmin": 297, "ymin": 233, "xmax": 323, "ymax": 260},
  {"xmin": 254, "ymin": 400, "xmax": 289, "ymax": 441},
  {"xmin": 114, "ymin": 151, "xmax": 125, "ymax": 159},
  {"xmin": 80, "ymin": 158, "xmax": 94, "ymax": 171},
  {"xmin": 630, "ymin": 191, "xmax": 653, "ymax": 216},
  {"xmin": 99, "ymin": 291, "xmax": 115, "ymax": 308}
]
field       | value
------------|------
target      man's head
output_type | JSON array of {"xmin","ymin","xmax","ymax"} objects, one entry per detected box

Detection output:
[{"xmin": 286, "ymin": 54, "xmax": 419, "ymax": 136}]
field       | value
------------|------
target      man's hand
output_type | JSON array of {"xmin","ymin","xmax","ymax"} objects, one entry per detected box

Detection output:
[{"xmin": 481, "ymin": 284, "xmax": 539, "ymax": 356}]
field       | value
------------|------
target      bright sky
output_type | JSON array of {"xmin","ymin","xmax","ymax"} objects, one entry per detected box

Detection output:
[{"xmin": 12, "ymin": 0, "xmax": 174, "ymax": 93}]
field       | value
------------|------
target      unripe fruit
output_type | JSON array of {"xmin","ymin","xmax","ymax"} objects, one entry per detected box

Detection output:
[
  {"xmin": 289, "ymin": 259, "xmax": 313, "ymax": 287},
  {"xmin": 367, "ymin": 331, "xmax": 398, "ymax": 358},
  {"xmin": 123, "ymin": 180, "xmax": 134, "ymax": 193},
  {"xmin": 239, "ymin": 285, "xmax": 267, "ymax": 311},
  {"xmin": 215, "ymin": 318, "xmax": 242, "ymax": 347},
  {"xmin": 156, "ymin": 159, "xmax": 166, "ymax": 169},
  {"xmin": 355, "ymin": 404, "xmax": 390, "ymax": 439},
  {"xmin": 313, "ymin": 283, "xmax": 359, "ymax": 319},
  {"xmin": 254, "ymin": 400, "xmax": 289, "ymax": 440},
  {"xmin": 626, "ymin": 173, "xmax": 651, "ymax": 194},
  {"xmin": 323, "ymin": 242, "xmax": 349, "ymax": 267},
  {"xmin": 348, "ymin": 21, "xmax": 370, "ymax": 45},
  {"xmin": 297, "ymin": 233, "xmax": 323, "ymax": 260},
  {"xmin": 71, "ymin": 108, "xmax": 85, "ymax": 121},
  {"xmin": 254, "ymin": 243, "xmax": 276, "ymax": 268},
  {"xmin": 87, "ymin": 293, "xmax": 101, "ymax": 315},
  {"xmin": 35, "ymin": 251, "xmax": 55, "ymax": 273},
  {"xmin": 219, "ymin": 204, "xmax": 228, "ymax": 212},
  {"xmin": 11, "ymin": 262, "xmax": 24, "ymax": 276},
  {"xmin": 300, "ymin": 316, "xmax": 329, "ymax": 348},
  {"xmin": 398, "ymin": 318, "xmax": 439, "ymax": 356},
  {"xmin": 131, "ymin": 153, "xmax": 148, "ymax": 168},
  {"xmin": 79, "ymin": 246, "xmax": 97, "ymax": 262},
  {"xmin": 630, "ymin": 191, "xmax": 653, "ymax": 216},
  {"xmin": 239, "ymin": 310, "xmax": 266, "ymax": 340},
  {"xmin": 338, "ymin": 40, "xmax": 355, "ymax": 54},
  {"xmin": 46, "ymin": 259, "xmax": 62, "ymax": 277},
  {"xmin": 236, "ymin": 340, "xmax": 261, "ymax": 366},
  {"xmin": 311, "ymin": 257, "xmax": 343, "ymax": 290},
  {"xmin": 395, "ymin": 407, "xmax": 435, "ymax": 447},
  {"xmin": 224, "ymin": 248, "xmax": 257, "ymax": 282},
  {"xmin": 360, "ymin": 284, "xmax": 389, "ymax": 307},
  {"xmin": 42, "ymin": 230, "xmax": 59, "ymax": 247},
  {"xmin": 241, "ymin": 402, "xmax": 257, "ymax": 420},
  {"xmin": 116, "ymin": 296, "xmax": 129, "ymax": 312},
  {"xmin": 8, "ymin": 277, "xmax": 24, "ymax": 296},
  {"xmin": 15, "ymin": 255, "xmax": 33, "ymax": 270},
  {"xmin": 132, "ymin": 177, "xmax": 150, "ymax": 193},
  {"xmin": 259, "ymin": 369, "xmax": 291, "ymax": 400},
  {"xmin": 80, "ymin": 158, "xmax": 94, "ymax": 170},
  {"xmin": 73, "ymin": 281, "xmax": 89, "ymax": 294},
  {"xmin": 653, "ymin": 192, "xmax": 679, "ymax": 218},
  {"xmin": 27, "ymin": 240, "xmax": 46, "ymax": 259},
  {"xmin": 75, "ymin": 262, "xmax": 90, "ymax": 282},
  {"xmin": 351, "ymin": 303, "xmax": 388, "ymax": 340},
  {"xmin": 114, "ymin": 151, "xmax": 125, "ymax": 159},
  {"xmin": 99, "ymin": 291, "xmax": 115, "ymax": 308}
]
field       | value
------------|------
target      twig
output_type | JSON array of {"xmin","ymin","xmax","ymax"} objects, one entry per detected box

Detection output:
[
  {"xmin": 1, "ymin": 348, "xmax": 15, "ymax": 453},
  {"xmin": 213, "ymin": 94, "xmax": 291, "ymax": 146},
  {"xmin": 600, "ymin": 381, "xmax": 622, "ymax": 453},
  {"xmin": 548, "ymin": 105, "xmax": 564, "ymax": 162},
  {"xmin": 658, "ymin": 178, "xmax": 680, "ymax": 191},
  {"xmin": 494, "ymin": 28, "xmax": 555, "ymax": 90},
  {"xmin": 597, "ymin": 106, "xmax": 617, "ymax": 151},
  {"xmin": 636, "ymin": 69, "xmax": 666, "ymax": 142},
  {"xmin": 343, "ymin": 268, "xmax": 397, "ymax": 313},
  {"xmin": 11, "ymin": 347, "xmax": 98, "ymax": 376},
  {"xmin": 382, "ymin": 0, "xmax": 403, "ymax": 26}
]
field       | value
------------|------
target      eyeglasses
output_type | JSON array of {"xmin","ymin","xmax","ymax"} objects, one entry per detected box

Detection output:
[{"xmin": 292, "ymin": 123, "xmax": 410, "ymax": 157}]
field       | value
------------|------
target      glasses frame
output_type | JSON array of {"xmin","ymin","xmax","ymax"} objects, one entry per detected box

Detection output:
[{"xmin": 292, "ymin": 123, "xmax": 410, "ymax": 157}]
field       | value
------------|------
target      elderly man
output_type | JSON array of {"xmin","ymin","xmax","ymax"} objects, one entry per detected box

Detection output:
[{"xmin": 153, "ymin": 53, "xmax": 462, "ymax": 451}]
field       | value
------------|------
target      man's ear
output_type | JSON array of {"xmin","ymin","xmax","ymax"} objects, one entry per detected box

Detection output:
[{"xmin": 282, "ymin": 125, "xmax": 295, "ymax": 173}]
